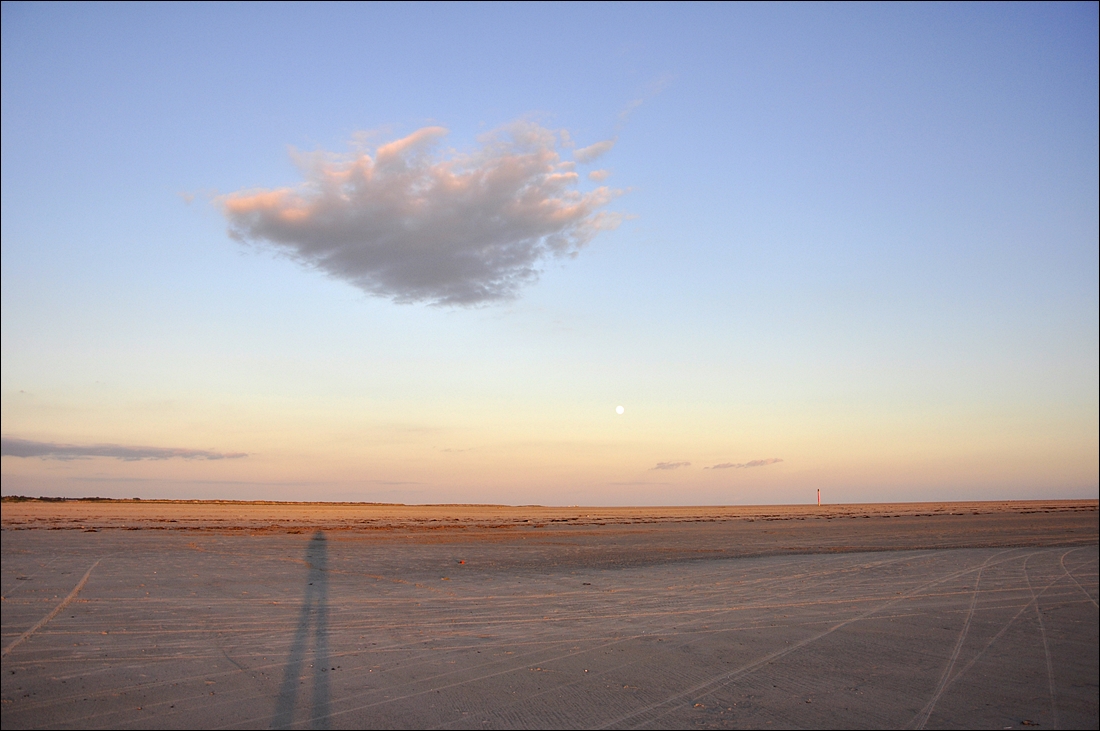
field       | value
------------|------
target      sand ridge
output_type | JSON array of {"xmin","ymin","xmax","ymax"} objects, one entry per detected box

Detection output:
[
  {"xmin": 2, "ymin": 499, "xmax": 1095, "ymax": 563},
  {"xmin": 2, "ymin": 496, "xmax": 1094, "ymax": 530}
]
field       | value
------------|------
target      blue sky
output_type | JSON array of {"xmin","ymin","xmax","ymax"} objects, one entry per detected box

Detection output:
[{"xmin": 2, "ymin": 3, "xmax": 1096, "ymax": 504}]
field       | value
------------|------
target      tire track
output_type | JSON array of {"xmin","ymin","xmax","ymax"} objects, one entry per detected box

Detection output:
[
  {"xmin": 201, "ymin": 552, "xmax": 922, "ymax": 728},
  {"xmin": 222, "ymin": 550, "xmax": 1018, "ymax": 729},
  {"xmin": 1024, "ymin": 551, "xmax": 1059, "ymax": 729},
  {"xmin": 599, "ymin": 548, "xmax": 1026, "ymax": 730},
  {"xmin": 2, "ymin": 558, "xmax": 102, "ymax": 658},
  {"xmin": 909, "ymin": 565, "xmax": 983, "ymax": 729},
  {"xmin": 905, "ymin": 548, "xmax": 1072, "ymax": 730},
  {"xmin": 1059, "ymin": 548, "xmax": 1098, "ymax": 608},
  {"xmin": 0, "ymin": 549, "xmax": 1020, "ymax": 722}
]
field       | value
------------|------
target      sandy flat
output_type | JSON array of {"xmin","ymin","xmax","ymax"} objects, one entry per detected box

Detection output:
[{"xmin": 2, "ymin": 499, "xmax": 1097, "ymax": 729}]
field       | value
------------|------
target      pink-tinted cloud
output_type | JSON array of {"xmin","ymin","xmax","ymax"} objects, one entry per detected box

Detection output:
[
  {"xmin": 219, "ymin": 123, "xmax": 621, "ymax": 305},
  {"xmin": 651, "ymin": 461, "xmax": 691, "ymax": 470},
  {"xmin": 573, "ymin": 138, "xmax": 615, "ymax": 163},
  {"xmin": 588, "ymin": 169, "xmax": 611, "ymax": 182},
  {"xmin": 706, "ymin": 458, "xmax": 783, "ymax": 470}
]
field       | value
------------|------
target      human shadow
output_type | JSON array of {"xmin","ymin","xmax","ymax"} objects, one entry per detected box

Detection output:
[{"xmin": 273, "ymin": 530, "xmax": 331, "ymax": 729}]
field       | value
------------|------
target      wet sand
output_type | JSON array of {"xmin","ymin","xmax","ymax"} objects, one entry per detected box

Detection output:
[{"xmin": 2, "ymin": 499, "xmax": 1097, "ymax": 729}]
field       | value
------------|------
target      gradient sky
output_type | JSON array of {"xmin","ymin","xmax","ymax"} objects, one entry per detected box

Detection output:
[{"xmin": 2, "ymin": 3, "xmax": 1097, "ymax": 505}]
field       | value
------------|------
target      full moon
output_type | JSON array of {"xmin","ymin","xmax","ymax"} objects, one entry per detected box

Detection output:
[{"xmin": 616, "ymin": 405, "xmax": 624, "ymax": 414}]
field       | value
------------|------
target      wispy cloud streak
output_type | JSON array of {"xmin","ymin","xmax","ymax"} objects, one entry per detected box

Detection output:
[
  {"xmin": 573, "ymin": 139, "xmax": 615, "ymax": 163},
  {"xmin": 1, "ymin": 438, "xmax": 248, "ymax": 462},
  {"xmin": 651, "ymin": 461, "xmax": 691, "ymax": 470},
  {"xmin": 219, "ymin": 122, "xmax": 621, "ymax": 306},
  {"xmin": 706, "ymin": 458, "xmax": 783, "ymax": 470}
]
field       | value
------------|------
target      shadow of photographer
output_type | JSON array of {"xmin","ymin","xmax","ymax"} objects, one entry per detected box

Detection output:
[{"xmin": 273, "ymin": 530, "xmax": 332, "ymax": 729}]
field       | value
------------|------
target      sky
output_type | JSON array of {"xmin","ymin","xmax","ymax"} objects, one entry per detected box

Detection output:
[{"xmin": 2, "ymin": 2, "xmax": 1097, "ymax": 506}]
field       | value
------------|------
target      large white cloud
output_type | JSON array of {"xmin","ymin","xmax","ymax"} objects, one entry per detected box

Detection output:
[{"xmin": 220, "ymin": 123, "xmax": 621, "ymax": 305}]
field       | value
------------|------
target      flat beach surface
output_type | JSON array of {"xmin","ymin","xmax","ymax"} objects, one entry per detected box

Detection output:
[{"xmin": 2, "ymin": 499, "xmax": 1097, "ymax": 729}]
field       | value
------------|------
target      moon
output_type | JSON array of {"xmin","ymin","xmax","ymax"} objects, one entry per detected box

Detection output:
[{"xmin": 616, "ymin": 405, "xmax": 624, "ymax": 415}]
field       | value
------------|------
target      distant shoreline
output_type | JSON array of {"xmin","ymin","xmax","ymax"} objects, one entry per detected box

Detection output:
[{"xmin": 3, "ymin": 495, "xmax": 1096, "ymax": 509}]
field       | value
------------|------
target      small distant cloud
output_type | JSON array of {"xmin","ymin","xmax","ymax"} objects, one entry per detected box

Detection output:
[
  {"xmin": 573, "ymin": 139, "xmax": 616, "ymax": 163},
  {"xmin": 706, "ymin": 458, "xmax": 783, "ymax": 470},
  {"xmin": 588, "ymin": 169, "xmax": 611, "ymax": 182},
  {"xmin": 219, "ymin": 122, "xmax": 622, "ymax": 306},
  {"xmin": 1, "ymin": 437, "xmax": 248, "ymax": 462},
  {"xmin": 651, "ymin": 461, "xmax": 691, "ymax": 470}
]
